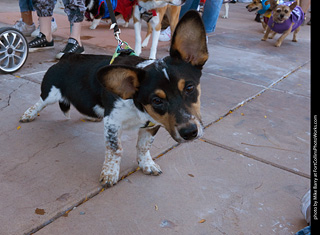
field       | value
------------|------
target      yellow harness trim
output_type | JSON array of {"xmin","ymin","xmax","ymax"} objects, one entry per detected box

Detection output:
[{"xmin": 144, "ymin": 121, "xmax": 156, "ymax": 128}]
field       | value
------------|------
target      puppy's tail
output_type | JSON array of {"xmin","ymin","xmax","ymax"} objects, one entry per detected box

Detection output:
[{"xmin": 59, "ymin": 100, "xmax": 71, "ymax": 119}]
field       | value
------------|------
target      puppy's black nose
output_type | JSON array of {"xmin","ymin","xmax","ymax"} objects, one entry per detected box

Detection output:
[{"xmin": 179, "ymin": 124, "xmax": 198, "ymax": 141}]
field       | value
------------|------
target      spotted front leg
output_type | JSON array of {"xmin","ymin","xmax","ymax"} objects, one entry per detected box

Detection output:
[
  {"xmin": 100, "ymin": 118, "xmax": 122, "ymax": 187},
  {"xmin": 136, "ymin": 126, "xmax": 162, "ymax": 175}
]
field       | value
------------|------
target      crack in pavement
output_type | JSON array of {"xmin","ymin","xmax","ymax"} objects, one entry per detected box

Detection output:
[
  {"xmin": 0, "ymin": 82, "xmax": 26, "ymax": 111},
  {"xmin": 199, "ymin": 138, "xmax": 310, "ymax": 179}
]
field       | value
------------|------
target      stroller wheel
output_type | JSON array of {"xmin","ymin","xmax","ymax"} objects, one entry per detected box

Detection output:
[{"xmin": 0, "ymin": 27, "xmax": 28, "ymax": 73}]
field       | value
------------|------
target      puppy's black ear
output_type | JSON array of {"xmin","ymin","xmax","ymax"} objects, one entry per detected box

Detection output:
[
  {"xmin": 170, "ymin": 10, "xmax": 208, "ymax": 67},
  {"xmin": 97, "ymin": 65, "xmax": 145, "ymax": 99}
]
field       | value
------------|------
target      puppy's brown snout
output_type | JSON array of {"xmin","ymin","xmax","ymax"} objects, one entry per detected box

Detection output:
[
  {"xmin": 280, "ymin": 14, "xmax": 285, "ymax": 19},
  {"xmin": 179, "ymin": 124, "xmax": 198, "ymax": 141}
]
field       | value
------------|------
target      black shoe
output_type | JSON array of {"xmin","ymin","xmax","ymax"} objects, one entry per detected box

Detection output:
[
  {"xmin": 28, "ymin": 32, "xmax": 54, "ymax": 52},
  {"xmin": 56, "ymin": 38, "xmax": 85, "ymax": 59}
]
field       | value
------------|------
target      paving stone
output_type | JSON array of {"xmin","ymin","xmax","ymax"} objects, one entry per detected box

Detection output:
[
  {"xmin": 38, "ymin": 141, "xmax": 310, "ymax": 235},
  {"xmin": 203, "ymin": 87, "xmax": 310, "ymax": 177}
]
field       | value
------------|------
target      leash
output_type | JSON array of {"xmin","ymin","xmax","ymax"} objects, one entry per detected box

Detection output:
[
  {"xmin": 105, "ymin": 0, "xmax": 121, "ymax": 44},
  {"xmin": 105, "ymin": 0, "xmax": 137, "ymax": 64}
]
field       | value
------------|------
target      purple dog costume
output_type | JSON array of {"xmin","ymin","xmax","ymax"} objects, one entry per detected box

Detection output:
[{"xmin": 268, "ymin": 2, "xmax": 304, "ymax": 34}]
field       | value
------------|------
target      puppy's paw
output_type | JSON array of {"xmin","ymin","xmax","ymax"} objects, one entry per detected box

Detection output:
[
  {"xmin": 20, "ymin": 114, "xmax": 35, "ymax": 123},
  {"xmin": 274, "ymin": 42, "xmax": 281, "ymax": 47},
  {"xmin": 292, "ymin": 39, "xmax": 298, "ymax": 42},
  {"xmin": 138, "ymin": 159, "xmax": 162, "ymax": 176},
  {"xmin": 100, "ymin": 164, "xmax": 120, "ymax": 187},
  {"xmin": 261, "ymin": 37, "xmax": 267, "ymax": 41},
  {"xmin": 141, "ymin": 41, "xmax": 148, "ymax": 48}
]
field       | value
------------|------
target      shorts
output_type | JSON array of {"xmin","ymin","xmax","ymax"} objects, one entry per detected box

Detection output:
[{"xmin": 32, "ymin": 0, "xmax": 86, "ymax": 23}]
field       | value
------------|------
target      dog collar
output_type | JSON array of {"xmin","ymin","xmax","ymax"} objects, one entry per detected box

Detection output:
[
  {"xmin": 136, "ymin": 1, "xmax": 157, "ymax": 22},
  {"xmin": 143, "ymin": 121, "xmax": 156, "ymax": 128}
]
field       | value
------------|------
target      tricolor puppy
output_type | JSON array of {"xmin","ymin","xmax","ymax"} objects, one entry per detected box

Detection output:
[
  {"xmin": 133, "ymin": 0, "xmax": 186, "ymax": 59},
  {"xmin": 20, "ymin": 11, "xmax": 208, "ymax": 187},
  {"xmin": 261, "ymin": 0, "xmax": 304, "ymax": 47}
]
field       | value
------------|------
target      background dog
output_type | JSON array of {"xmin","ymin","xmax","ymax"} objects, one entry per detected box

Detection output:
[
  {"xmin": 85, "ymin": 0, "xmax": 130, "ymax": 29},
  {"xmin": 261, "ymin": 0, "xmax": 304, "ymax": 47},
  {"xmin": 246, "ymin": 0, "xmax": 273, "ymax": 32},
  {"xmin": 222, "ymin": 0, "xmax": 235, "ymax": 19},
  {"xmin": 246, "ymin": 0, "xmax": 310, "ymax": 32},
  {"xmin": 133, "ymin": 0, "xmax": 186, "ymax": 59}
]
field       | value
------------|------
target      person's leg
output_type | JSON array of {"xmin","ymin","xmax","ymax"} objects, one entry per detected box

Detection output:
[
  {"xmin": 179, "ymin": 0, "xmax": 201, "ymax": 19},
  {"xmin": 202, "ymin": 0, "xmax": 223, "ymax": 33},
  {"xmin": 19, "ymin": 0, "xmax": 34, "ymax": 25},
  {"xmin": 13, "ymin": 0, "xmax": 35, "ymax": 35},
  {"xmin": 28, "ymin": 0, "xmax": 55, "ymax": 51},
  {"xmin": 20, "ymin": 11, "xmax": 33, "ymax": 25},
  {"xmin": 70, "ymin": 22, "xmax": 82, "ymax": 46},
  {"xmin": 55, "ymin": 0, "xmax": 85, "ymax": 59},
  {"xmin": 39, "ymin": 17, "xmax": 52, "ymax": 42},
  {"xmin": 63, "ymin": 0, "xmax": 86, "ymax": 45},
  {"xmin": 32, "ymin": 0, "xmax": 55, "ymax": 40}
]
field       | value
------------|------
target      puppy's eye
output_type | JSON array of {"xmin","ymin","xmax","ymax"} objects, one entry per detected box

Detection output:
[
  {"xmin": 284, "ymin": 9, "xmax": 288, "ymax": 13},
  {"xmin": 152, "ymin": 97, "xmax": 163, "ymax": 106},
  {"xmin": 185, "ymin": 84, "xmax": 195, "ymax": 95},
  {"xmin": 276, "ymin": 9, "xmax": 281, "ymax": 13}
]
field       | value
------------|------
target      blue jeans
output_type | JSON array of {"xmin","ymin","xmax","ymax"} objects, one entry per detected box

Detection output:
[
  {"xmin": 19, "ymin": 0, "xmax": 34, "ymax": 12},
  {"xmin": 180, "ymin": 0, "xmax": 223, "ymax": 33}
]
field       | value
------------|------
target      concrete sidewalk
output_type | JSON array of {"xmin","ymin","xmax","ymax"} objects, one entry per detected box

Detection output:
[{"xmin": 0, "ymin": 2, "xmax": 310, "ymax": 234}]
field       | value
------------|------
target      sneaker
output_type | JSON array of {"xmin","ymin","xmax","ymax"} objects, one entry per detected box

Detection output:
[
  {"xmin": 31, "ymin": 17, "xmax": 58, "ymax": 38},
  {"xmin": 159, "ymin": 26, "xmax": 171, "ymax": 42},
  {"xmin": 301, "ymin": 190, "xmax": 311, "ymax": 224},
  {"xmin": 13, "ymin": 19, "xmax": 36, "ymax": 36},
  {"xmin": 28, "ymin": 32, "xmax": 54, "ymax": 52},
  {"xmin": 55, "ymin": 38, "xmax": 85, "ymax": 59}
]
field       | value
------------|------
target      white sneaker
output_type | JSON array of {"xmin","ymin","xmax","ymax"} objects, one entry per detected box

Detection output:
[
  {"xmin": 301, "ymin": 190, "xmax": 311, "ymax": 224},
  {"xmin": 31, "ymin": 17, "xmax": 58, "ymax": 38},
  {"xmin": 159, "ymin": 26, "xmax": 171, "ymax": 42},
  {"xmin": 13, "ymin": 19, "xmax": 36, "ymax": 36}
]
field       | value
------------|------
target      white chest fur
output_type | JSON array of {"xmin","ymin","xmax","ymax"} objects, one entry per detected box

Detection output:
[
  {"xmin": 137, "ymin": 0, "xmax": 167, "ymax": 11},
  {"xmin": 105, "ymin": 99, "xmax": 155, "ymax": 130}
]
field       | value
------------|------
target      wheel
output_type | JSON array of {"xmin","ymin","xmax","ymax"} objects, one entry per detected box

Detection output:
[{"xmin": 0, "ymin": 27, "xmax": 29, "ymax": 73}]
